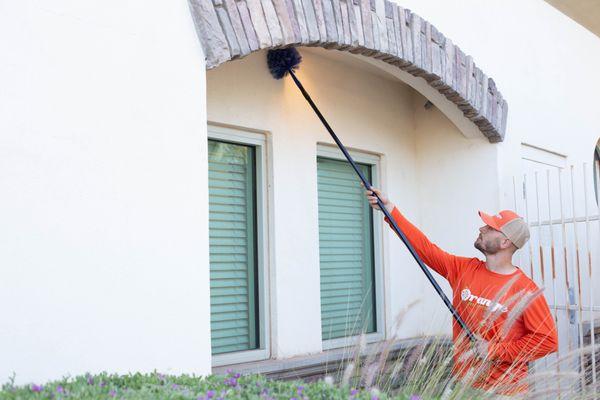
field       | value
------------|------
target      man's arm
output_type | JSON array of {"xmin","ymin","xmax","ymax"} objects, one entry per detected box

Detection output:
[
  {"xmin": 385, "ymin": 207, "xmax": 473, "ymax": 282},
  {"xmin": 487, "ymin": 291, "xmax": 558, "ymax": 363},
  {"xmin": 365, "ymin": 187, "xmax": 474, "ymax": 282}
]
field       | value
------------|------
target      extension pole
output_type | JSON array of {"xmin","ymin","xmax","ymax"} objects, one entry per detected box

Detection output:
[{"xmin": 288, "ymin": 69, "xmax": 476, "ymax": 342}]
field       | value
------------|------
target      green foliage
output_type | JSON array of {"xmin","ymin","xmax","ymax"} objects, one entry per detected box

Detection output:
[{"xmin": 0, "ymin": 371, "xmax": 421, "ymax": 400}]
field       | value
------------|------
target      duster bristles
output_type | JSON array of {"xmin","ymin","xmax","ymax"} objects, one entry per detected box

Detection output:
[{"xmin": 267, "ymin": 48, "xmax": 302, "ymax": 79}]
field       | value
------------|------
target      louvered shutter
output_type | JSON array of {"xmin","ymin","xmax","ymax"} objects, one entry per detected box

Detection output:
[
  {"xmin": 208, "ymin": 139, "xmax": 258, "ymax": 355},
  {"xmin": 317, "ymin": 157, "xmax": 376, "ymax": 340}
]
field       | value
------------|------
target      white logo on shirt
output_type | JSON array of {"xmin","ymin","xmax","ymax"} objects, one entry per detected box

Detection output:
[{"xmin": 460, "ymin": 288, "xmax": 508, "ymax": 313}]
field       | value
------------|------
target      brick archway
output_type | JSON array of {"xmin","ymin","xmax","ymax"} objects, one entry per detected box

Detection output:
[{"xmin": 189, "ymin": 0, "xmax": 507, "ymax": 142}]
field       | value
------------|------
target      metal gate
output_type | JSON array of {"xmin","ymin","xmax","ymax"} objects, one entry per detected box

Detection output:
[{"xmin": 511, "ymin": 162, "xmax": 600, "ymax": 396}]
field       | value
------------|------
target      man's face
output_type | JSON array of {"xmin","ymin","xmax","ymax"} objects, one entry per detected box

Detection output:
[{"xmin": 474, "ymin": 225, "xmax": 507, "ymax": 255}]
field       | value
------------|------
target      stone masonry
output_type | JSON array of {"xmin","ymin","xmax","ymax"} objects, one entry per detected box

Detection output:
[{"xmin": 189, "ymin": 0, "xmax": 508, "ymax": 142}]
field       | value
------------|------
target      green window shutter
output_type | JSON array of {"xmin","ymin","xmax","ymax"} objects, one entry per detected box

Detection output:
[
  {"xmin": 317, "ymin": 157, "xmax": 376, "ymax": 340},
  {"xmin": 208, "ymin": 139, "xmax": 258, "ymax": 355}
]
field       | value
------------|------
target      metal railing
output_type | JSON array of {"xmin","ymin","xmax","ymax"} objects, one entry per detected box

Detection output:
[{"xmin": 512, "ymin": 161, "xmax": 600, "ymax": 396}]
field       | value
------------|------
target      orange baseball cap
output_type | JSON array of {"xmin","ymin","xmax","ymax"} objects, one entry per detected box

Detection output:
[{"xmin": 478, "ymin": 210, "xmax": 530, "ymax": 249}]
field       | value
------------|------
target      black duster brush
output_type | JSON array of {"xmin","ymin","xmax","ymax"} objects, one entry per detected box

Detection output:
[{"xmin": 267, "ymin": 47, "xmax": 475, "ymax": 342}]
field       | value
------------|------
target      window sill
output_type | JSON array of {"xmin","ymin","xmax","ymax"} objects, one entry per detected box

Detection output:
[{"xmin": 212, "ymin": 336, "xmax": 451, "ymax": 381}]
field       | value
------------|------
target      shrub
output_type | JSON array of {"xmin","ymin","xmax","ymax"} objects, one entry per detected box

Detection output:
[{"xmin": 0, "ymin": 371, "xmax": 410, "ymax": 400}]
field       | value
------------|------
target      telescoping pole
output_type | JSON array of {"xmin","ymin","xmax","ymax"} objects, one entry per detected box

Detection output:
[{"xmin": 288, "ymin": 69, "xmax": 476, "ymax": 342}]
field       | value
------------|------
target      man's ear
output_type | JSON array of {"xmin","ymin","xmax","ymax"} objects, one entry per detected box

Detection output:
[{"xmin": 501, "ymin": 237, "xmax": 513, "ymax": 250}]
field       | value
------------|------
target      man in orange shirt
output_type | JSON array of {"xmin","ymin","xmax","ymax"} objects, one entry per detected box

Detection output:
[{"xmin": 364, "ymin": 187, "xmax": 558, "ymax": 396}]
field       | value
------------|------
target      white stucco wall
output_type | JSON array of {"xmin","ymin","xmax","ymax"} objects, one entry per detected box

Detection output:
[
  {"xmin": 411, "ymin": 93, "xmax": 501, "ymax": 333},
  {"xmin": 395, "ymin": 0, "xmax": 600, "ymax": 207},
  {"xmin": 0, "ymin": 0, "xmax": 211, "ymax": 385}
]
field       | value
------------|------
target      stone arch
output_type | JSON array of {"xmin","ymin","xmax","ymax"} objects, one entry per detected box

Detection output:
[{"xmin": 189, "ymin": 0, "xmax": 508, "ymax": 142}]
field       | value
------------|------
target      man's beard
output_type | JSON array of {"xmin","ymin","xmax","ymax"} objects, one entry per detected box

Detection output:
[
  {"xmin": 474, "ymin": 237, "xmax": 499, "ymax": 255},
  {"xmin": 474, "ymin": 239, "xmax": 485, "ymax": 254}
]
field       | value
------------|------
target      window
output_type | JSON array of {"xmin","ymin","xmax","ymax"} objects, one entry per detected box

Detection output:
[
  {"xmin": 316, "ymin": 146, "xmax": 383, "ymax": 348},
  {"xmin": 208, "ymin": 125, "xmax": 269, "ymax": 365},
  {"xmin": 520, "ymin": 142, "xmax": 567, "ymax": 172}
]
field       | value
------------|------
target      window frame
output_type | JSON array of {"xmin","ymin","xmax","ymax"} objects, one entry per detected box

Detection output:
[
  {"xmin": 520, "ymin": 142, "xmax": 567, "ymax": 170},
  {"xmin": 208, "ymin": 123, "xmax": 271, "ymax": 366},
  {"xmin": 316, "ymin": 144, "xmax": 385, "ymax": 351}
]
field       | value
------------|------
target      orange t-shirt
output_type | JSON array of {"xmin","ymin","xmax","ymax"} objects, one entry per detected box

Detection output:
[{"xmin": 385, "ymin": 207, "xmax": 558, "ymax": 394}]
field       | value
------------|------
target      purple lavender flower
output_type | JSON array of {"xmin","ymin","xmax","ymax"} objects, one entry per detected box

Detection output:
[
  {"xmin": 224, "ymin": 377, "xmax": 238, "ymax": 387},
  {"xmin": 86, "ymin": 375, "xmax": 94, "ymax": 385},
  {"xmin": 100, "ymin": 381, "xmax": 107, "ymax": 388},
  {"xmin": 172, "ymin": 384, "xmax": 179, "ymax": 390},
  {"xmin": 290, "ymin": 398, "xmax": 297, "ymax": 400},
  {"xmin": 206, "ymin": 390, "xmax": 216, "ymax": 399},
  {"xmin": 409, "ymin": 395, "xmax": 422, "ymax": 400},
  {"xmin": 233, "ymin": 373, "xmax": 241, "ymax": 379},
  {"xmin": 297, "ymin": 385, "xmax": 304, "ymax": 395},
  {"xmin": 108, "ymin": 389, "xmax": 117, "ymax": 397},
  {"xmin": 371, "ymin": 396, "xmax": 379, "ymax": 400},
  {"xmin": 56, "ymin": 385, "xmax": 65, "ymax": 394},
  {"xmin": 350, "ymin": 388, "xmax": 358, "ymax": 396},
  {"xmin": 30, "ymin": 384, "xmax": 44, "ymax": 393}
]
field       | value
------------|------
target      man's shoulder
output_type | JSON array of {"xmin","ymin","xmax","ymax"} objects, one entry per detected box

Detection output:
[
  {"xmin": 452, "ymin": 257, "xmax": 486, "ymax": 276},
  {"xmin": 513, "ymin": 268, "xmax": 541, "ymax": 291},
  {"xmin": 460, "ymin": 256, "xmax": 485, "ymax": 266}
]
